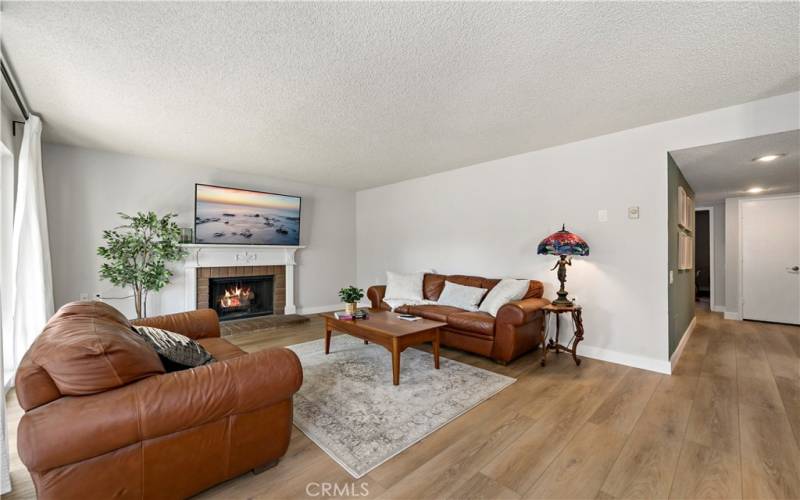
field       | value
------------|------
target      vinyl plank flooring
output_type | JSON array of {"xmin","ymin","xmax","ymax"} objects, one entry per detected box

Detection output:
[
  {"xmin": 599, "ymin": 388, "xmax": 693, "ymax": 499},
  {"xmin": 5, "ymin": 309, "xmax": 800, "ymax": 500},
  {"xmin": 481, "ymin": 365, "xmax": 628, "ymax": 495},
  {"xmin": 685, "ymin": 375, "xmax": 739, "ymax": 454},
  {"xmin": 669, "ymin": 441, "xmax": 741, "ymax": 500},
  {"xmin": 525, "ymin": 422, "xmax": 628, "ymax": 500},
  {"xmin": 739, "ymin": 401, "xmax": 800, "ymax": 499}
]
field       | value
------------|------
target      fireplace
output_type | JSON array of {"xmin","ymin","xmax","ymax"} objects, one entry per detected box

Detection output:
[{"xmin": 209, "ymin": 275, "xmax": 274, "ymax": 321}]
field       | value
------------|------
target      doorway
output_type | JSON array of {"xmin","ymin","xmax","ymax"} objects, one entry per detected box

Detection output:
[
  {"xmin": 741, "ymin": 194, "xmax": 800, "ymax": 325},
  {"xmin": 694, "ymin": 208, "xmax": 713, "ymax": 309}
]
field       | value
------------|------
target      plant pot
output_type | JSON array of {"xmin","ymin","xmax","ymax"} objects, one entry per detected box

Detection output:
[{"xmin": 345, "ymin": 302, "xmax": 358, "ymax": 314}]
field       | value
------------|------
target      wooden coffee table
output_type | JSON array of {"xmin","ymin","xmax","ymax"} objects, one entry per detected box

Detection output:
[{"xmin": 321, "ymin": 310, "xmax": 446, "ymax": 385}]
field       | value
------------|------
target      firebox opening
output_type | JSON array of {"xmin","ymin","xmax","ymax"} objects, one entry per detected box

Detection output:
[{"xmin": 209, "ymin": 275, "xmax": 274, "ymax": 321}]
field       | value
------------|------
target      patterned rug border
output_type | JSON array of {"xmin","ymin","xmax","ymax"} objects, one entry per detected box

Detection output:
[{"xmin": 287, "ymin": 337, "xmax": 516, "ymax": 478}]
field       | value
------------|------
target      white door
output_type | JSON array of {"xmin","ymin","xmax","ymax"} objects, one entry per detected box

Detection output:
[{"xmin": 742, "ymin": 195, "xmax": 800, "ymax": 324}]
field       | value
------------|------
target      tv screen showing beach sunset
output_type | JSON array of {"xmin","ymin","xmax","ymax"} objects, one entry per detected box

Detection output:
[{"xmin": 195, "ymin": 184, "xmax": 301, "ymax": 245}]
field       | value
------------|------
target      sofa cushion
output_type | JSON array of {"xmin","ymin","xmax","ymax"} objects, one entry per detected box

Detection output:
[
  {"xmin": 523, "ymin": 280, "xmax": 545, "ymax": 299},
  {"xmin": 446, "ymin": 275, "xmax": 485, "ymax": 289},
  {"xmin": 394, "ymin": 305, "xmax": 412, "ymax": 314},
  {"xmin": 406, "ymin": 305, "xmax": 466, "ymax": 322},
  {"xmin": 198, "ymin": 338, "xmax": 247, "ymax": 361},
  {"xmin": 28, "ymin": 301, "xmax": 165, "ymax": 396},
  {"xmin": 423, "ymin": 274, "xmax": 447, "ymax": 300},
  {"xmin": 447, "ymin": 311, "xmax": 496, "ymax": 337}
]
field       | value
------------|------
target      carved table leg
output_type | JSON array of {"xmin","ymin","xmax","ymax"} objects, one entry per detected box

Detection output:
[
  {"xmin": 571, "ymin": 309, "xmax": 584, "ymax": 366},
  {"xmin": 540, "ymin": 312, "xmax": 549, "ymax": 367}
]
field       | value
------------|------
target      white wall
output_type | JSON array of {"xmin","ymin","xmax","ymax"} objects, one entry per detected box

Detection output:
[
  {"xmin": 356, "ymin": 92, "xmax": 799, "ymax": 373},
  {"xmin": 43, "ymin": 143, "xmax": 356, "ymax": 318}
]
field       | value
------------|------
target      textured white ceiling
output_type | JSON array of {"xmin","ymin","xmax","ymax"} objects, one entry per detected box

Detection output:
[
  {"xmin": 2, "ymin": 2, "xmax": 799, "ymax": 189},
  {"xmin": 671, "ymin": 130, "xmax": 800, "ymax": 204}
]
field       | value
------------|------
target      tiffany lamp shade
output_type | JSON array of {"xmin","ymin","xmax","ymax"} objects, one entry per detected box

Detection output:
[{"xmin": 537, "ymin": 225, "xmax": 590, "ymax": 306}]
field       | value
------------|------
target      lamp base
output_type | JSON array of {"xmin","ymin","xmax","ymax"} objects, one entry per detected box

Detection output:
[{"xmin": 551, "ymin": 292, "xmax": 573, "ymax": 307}]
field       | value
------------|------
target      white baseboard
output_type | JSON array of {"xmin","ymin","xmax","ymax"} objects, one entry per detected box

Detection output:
[
  {"xmin": 577, "ymin": 345, "xmax": 672, "ymax": 375},
  {"xmin": 724, "ymin": 311, "xmax": 741, "ymax": 321},
  {"xmin": 710, "ymin": 305, "xmax": 725, "ymax": 313},
  {"xmin": 670, "ymin": 316, "xmax": 697, "ymax": 372},
  {"xmin": 295, "ymin": 304, "xmax": 342, "ymax": 315}
]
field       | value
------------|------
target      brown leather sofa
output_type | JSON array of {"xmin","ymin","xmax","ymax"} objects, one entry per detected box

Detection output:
[
  {"xmin": 14, "ymin": 301, "xmax": 302, "ymax": 500},
  {"xmin": 368, "ymin": 273, "xmax": 549, "ymax": 363}
]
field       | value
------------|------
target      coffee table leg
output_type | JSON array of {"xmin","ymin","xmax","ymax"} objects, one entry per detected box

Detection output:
[
  {"xmin": 433, "ymin": 328, "xmax": 440, "ymax": 369},
  {"xmin": 324, "ymin": 323, "xmax": 332, "ymax": 355},
  {"xmin": 392, "ymin": 338, "xmax": 400, "ymax": 386}
]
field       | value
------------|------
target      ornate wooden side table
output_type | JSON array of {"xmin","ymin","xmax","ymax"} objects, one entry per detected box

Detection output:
[{"xmin": 540, "ymin": 303, "xmax": 584, "ymax": 367}]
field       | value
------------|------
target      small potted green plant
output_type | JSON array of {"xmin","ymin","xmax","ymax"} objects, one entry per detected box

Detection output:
[{"xmin": 338, "ymin": 286, "xmax": 364, "ymax": 315}]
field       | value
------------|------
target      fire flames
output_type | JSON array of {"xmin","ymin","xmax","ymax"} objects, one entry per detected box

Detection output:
[{"xmin": 219, "ymin": 285, "xmax": 254, "ymax": 309}]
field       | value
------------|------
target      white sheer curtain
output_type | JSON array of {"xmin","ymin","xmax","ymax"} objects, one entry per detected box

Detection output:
[
  {"xmin": 0, "ymin": 141, "xmax": 12, "ymax": 498},
  {"xmin": 9, "ymin": 115, "xmax": 54, "ymax": 377}
]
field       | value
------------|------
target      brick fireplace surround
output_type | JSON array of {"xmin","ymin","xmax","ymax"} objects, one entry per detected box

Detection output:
[{"xmin": 197, "ymin": 265, "xmax": 286, "ymax": 314}]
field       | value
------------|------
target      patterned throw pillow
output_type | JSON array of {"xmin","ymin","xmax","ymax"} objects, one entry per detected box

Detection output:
[{"xmin": 133, "ymin": 326, "xmax": 215, "ymax": 371}]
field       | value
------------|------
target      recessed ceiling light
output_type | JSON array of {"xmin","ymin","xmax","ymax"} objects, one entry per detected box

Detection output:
[
  {"xmin": 746, "ymin": 187, "xmax": 764, "ymax": 194},
  {"xmin": 753, "ymin": 154, "xmax": 785, "ymax": 162}
]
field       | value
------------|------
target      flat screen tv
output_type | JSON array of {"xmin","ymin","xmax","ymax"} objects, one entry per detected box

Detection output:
[{"xmin": 194, "ymin": 183, "xmax": 301, "ymax": 246}]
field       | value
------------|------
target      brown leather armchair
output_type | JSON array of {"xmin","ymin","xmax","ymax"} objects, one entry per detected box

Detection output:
[
  {"xmin": 368, "ymin": 273, "xmax": 549, "ymax": 363},
  {"xmin": 15, "ymin": 301, "xmax": 302, "ymax": 500}
]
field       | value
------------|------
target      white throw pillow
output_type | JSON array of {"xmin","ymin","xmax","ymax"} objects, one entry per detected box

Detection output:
[
  {"xmin": 384, "ymin": 271, "xmax": 424, "ymax": 301},
  {"xmin": 436, "ymin": 281, "xmax": 488, "ymax": 311},
  {"xmin": 479, "ymin": 279, "xmax": 530, "ymax": 317}
]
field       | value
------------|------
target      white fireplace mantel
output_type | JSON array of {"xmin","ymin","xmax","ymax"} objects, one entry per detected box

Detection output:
[{"xmin": 181, "ymin": 244, "xmax": 305, "ymax": 314}]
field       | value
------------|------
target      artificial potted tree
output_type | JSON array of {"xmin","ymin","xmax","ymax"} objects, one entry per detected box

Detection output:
[
  {"xmin": 97, "ymin": 211, "xmax": 187, "ymax": 319},
  {"xmin": 338, "ymin": 286, "xmax": 364, "ymax": 315}
]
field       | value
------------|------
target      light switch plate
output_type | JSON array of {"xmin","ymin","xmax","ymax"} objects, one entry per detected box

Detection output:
[
  {"xmin": 669, "ymin": 270, "xmax": 674, "ymax": 284},
  {"xmin": 598, "ymin": 209, "xmax": 608, "ymax": 222},
  {"xmin": 628, "ymin": 206, "xmax": 640, "ymax": 219}
]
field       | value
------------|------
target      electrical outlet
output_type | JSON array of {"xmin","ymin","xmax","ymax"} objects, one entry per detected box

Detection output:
[
  {"xmin": 598, "ymin": 209, "xmax": 608, "ymax": 222},
  {"xmin": 628, "ymin": 206, "xmax": 640, "ymax": 219}
]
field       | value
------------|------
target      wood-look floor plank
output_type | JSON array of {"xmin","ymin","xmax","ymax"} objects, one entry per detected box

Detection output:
[
  {"xmin": 588, "ymin": 369, "xmax": 662, "ymax": 434},
  {"xmin": 739, "ymin": 400, "xmax": 800, "ymax": 499},
  {"xmin": 669, "ymin": 441, "xmax": 741, "ymax": 500},
  {"xmin": 599, "ymin": 388, "xmax": 693, "ymax": 499},
  {"xmin": 4, "ymin": 309, "xmax": 800, "ymax": 500},
  {"xmin": 525, "ymin": 422, "xmax": 628, "ymax": 499},
  {"xmin": 446, "ymin": 472, "xmax": 521, "ymax": 500},
  {"xmin": 481, "ymin": 365, "xmax": 629, "ymax": 495},
  {"xmin": 685, "ymin": 375, "xmax": 739, "ymax": 454}
]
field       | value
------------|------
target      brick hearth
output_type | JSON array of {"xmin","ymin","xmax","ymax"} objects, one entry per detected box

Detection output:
[{"xmin": 197, "ymin": 265, "xmax": 286, "ymax": 314}]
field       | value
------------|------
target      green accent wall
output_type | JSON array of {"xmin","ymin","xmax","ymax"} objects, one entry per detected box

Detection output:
[{"xmin": 668, "ymin": 154, "xmax": 695, "ymax": 356}]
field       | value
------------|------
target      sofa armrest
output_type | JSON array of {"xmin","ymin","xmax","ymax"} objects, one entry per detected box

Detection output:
[
  {"xmin": 132, "ymin": 308, "xmax": 220, "ymax": 339},
  {"xmin": 17, "ymin": 347, "xmax": 302, "ymax": 473},
  {"xmin": 367, "ymin": 285, "xmax": 387, "ymax": 309},
  {"xmin": 496, "ymin": 298, "xmax": 550, "ymax": 326}
]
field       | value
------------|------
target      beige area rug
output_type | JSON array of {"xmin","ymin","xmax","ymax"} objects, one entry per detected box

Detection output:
[
  {"xmin": 220, "ymin": 314, "xmax": 309, "ymax": 336},
  {"xmin": 287, "ymin": 336, "xmax": 515, "ymax": 478}
]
